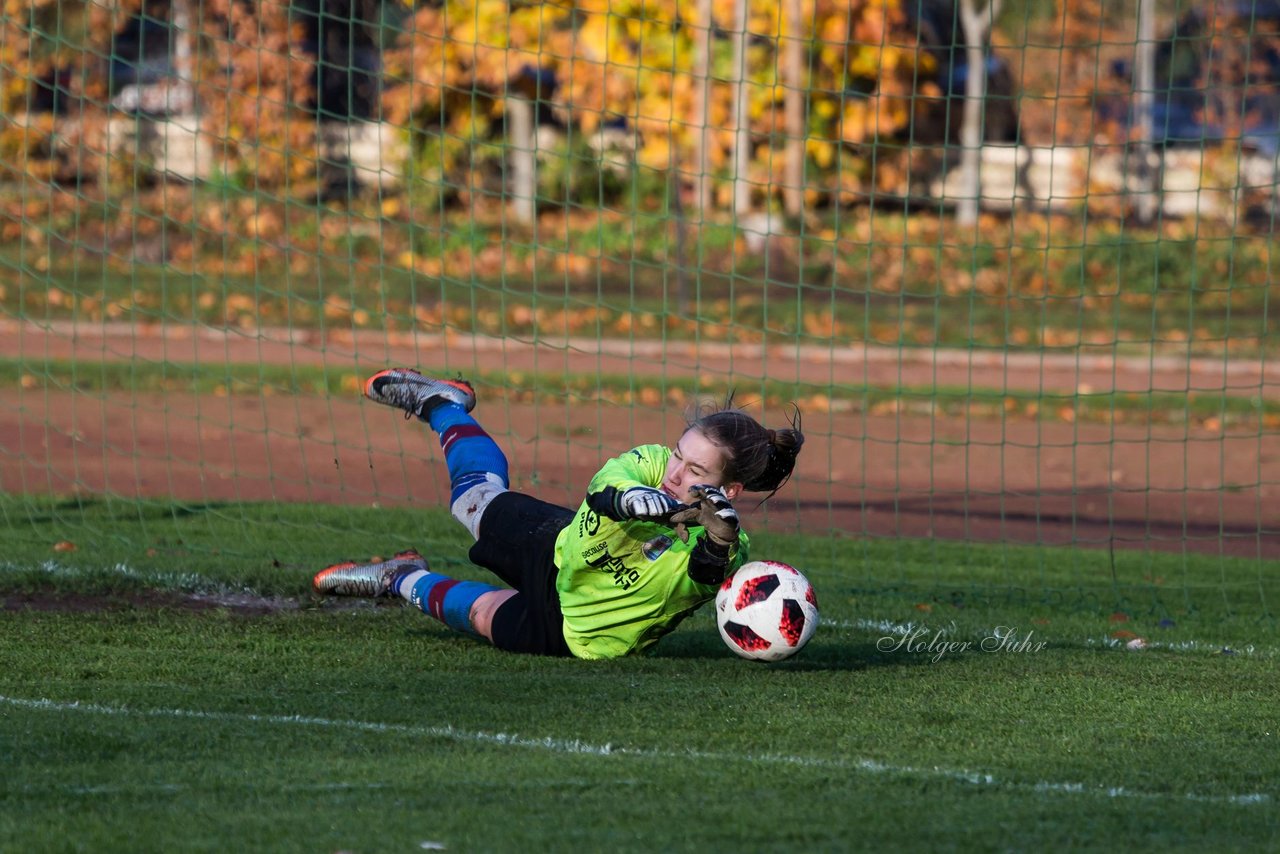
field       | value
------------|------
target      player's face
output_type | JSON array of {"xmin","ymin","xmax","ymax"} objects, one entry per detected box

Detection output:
[{"xmin": 662, "ymin": 429, "xmax": 741, "ymax": 504}]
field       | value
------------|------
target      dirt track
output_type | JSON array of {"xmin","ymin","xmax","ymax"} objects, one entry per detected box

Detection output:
[{"xmin": 2, "ymin": 321, "xmax": 1278, "ymax": 557}]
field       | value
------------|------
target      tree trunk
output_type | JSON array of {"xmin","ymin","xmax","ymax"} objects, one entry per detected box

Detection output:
[
  {"xmin": 730, "ymin": 0, "xmax": 751, "ymax": 217},
  {"xmin": 1134, "ymin": 0, "xmax": 1159, "ymax": 225},
  {"xmin": 956, "ymin": 0, "xmax": 1002, "ymax": 227},
  {"xmin": 692, "ymin": 0, "xmax": 714, "ymax": 212},
  {"xmin": 783, "ymin": 0, "xmax": 804, "ymax": 218},
  {"xmin": 171, "ymin": 0, "xmax": 196, "ymax": 115},
  {"xmin": 508, "ymin": 94, "xmax": 535, "ymax": 225}
]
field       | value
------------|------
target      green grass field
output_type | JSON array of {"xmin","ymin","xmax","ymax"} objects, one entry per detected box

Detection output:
[
  {"xmin": 7, "ymin": 9, "xmax": 1280, "ymax": 848},
  {"xmin": 2, "ymin": 497, "xmax": 1277, "ymax": 851}
]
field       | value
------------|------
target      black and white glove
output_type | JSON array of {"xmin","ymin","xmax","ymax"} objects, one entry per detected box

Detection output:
[
  {"xmin": 669, "ymin": 484, "xmax": 740, "ymax": 546},
  {"xmin": 588, "ymin": 485, "xmax": 684, "ymax": 522}
]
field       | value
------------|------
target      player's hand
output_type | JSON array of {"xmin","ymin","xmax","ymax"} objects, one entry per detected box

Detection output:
[
  {"xmin": 669, "ymin": 484, "xmax": 740, "ymax": 546},
  {"xmin": 616, "ymin": 486, "xmax": 684, "ymax": 521}
]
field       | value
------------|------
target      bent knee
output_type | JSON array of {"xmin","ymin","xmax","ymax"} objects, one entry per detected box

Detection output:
[
  {"xmin": 470, "ymin": 589, "xmax": 519, "ymax": 641},
  {"xmin": 450, "ymin": 478, "xmax": 509, "ymax": 539}
]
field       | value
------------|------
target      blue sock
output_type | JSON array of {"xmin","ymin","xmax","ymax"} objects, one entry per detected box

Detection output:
[
  {"xmin": 427, "ymin": 404, "xmax": 509, "ymax": 503},
  {"xmin": 399, "ymin": 570, "xmax": 501, "ymax": 636}
]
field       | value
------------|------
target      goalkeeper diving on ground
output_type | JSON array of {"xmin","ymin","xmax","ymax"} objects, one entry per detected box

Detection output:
[{"xmin": 313, "ymin": 369, "xmax": 804, "ymax": 659}]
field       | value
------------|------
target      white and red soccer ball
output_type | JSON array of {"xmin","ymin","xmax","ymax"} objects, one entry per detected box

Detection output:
[{"xmin": 716, "ymin": 560, "xmax": 819, "ymax": 661}]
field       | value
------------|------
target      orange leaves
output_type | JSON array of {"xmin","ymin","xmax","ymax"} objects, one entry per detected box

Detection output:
[
  {"xmin": 383, "ymin": 0, "xmax": 928, "ymax": 195},
  {"xmin": 194, "ymin": 0, "xmax": 317, "ymax": 191},
  {"xmin": 0, "ymin": 0, "xmax": 128, "ymax": 109},
  {"xmin": 802, "ymin": 309, "xmax": 842, "ymax": 339},
  {"xmin": 8, "ymin": 0, "xmax": 935, "ymax": 209}
]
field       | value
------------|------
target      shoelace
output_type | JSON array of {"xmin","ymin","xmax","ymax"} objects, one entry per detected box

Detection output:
[{"xmin": 380, "ymin": 383, "xmax": 425, "ymax": 420}]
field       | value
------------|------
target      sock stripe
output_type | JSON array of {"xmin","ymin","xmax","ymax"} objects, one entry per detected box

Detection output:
[
  {"xmin": 406, "ymin": 573, "xmax": 501, "ymax": 636},
  {"xmin": 429, "ymin": 405, "xmax": 510, "ymax": 531},
  {"xmin": 441, "ymin": 581, "xmax": 496, "ymax": 633},
  {"xmin": 441, "ymin": 423, "xmax": 490, "ymax": 454},
  {"xmin": 426, "ymin": 578, "xmax": 462, "ymax": 622}
]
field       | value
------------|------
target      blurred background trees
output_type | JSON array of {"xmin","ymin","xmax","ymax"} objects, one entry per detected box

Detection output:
[
  {"xmin": 4, "ymin": 0, "xmax": 1280, "ymax": 264},
  {"xmin": 1, "ymin": 0, "xmax": 1010, "ymax": 208}
]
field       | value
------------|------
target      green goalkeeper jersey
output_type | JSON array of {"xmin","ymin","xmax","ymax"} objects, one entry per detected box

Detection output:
[{"xmin": 553, "ymin": 444, "xmax": 749, "ymax": 659}]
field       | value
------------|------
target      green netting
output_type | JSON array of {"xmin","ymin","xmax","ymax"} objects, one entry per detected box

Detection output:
[{"xmin": 0, "ymin": 0, "xmax": 1276, "ymax": 613}]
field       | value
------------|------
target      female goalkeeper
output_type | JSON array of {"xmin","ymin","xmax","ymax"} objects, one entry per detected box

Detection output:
[{"xmin": 313, "ymin": 368, "xmax": 804, "ymax": 659}]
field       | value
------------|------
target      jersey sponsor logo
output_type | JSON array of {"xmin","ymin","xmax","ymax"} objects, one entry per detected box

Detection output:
[
  {"xmin": 588, "ymin": 549, "xmax": 640, "ymax": 589},
  {"xmin": 642, "ymin": 535, "xmax": 673, "ymax": 561},
  {"xmin": 582, "ymin": 540, "xmax": 609, "ymax": 560},
  {"xmin": 581, "ymin": 507, "xmax": 601, "ymax": 537},
  {"xmin": 611, "ymin": 560, "xmax": 641, "ymax": 589}
]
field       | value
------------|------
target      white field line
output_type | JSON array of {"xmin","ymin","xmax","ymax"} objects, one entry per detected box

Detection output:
[
  {"xmin": 0, "ymin": 695, "xmax": 1270, "ymax": 808},
  {"xmin": 0, "ymin": 560, "xmax": 239, "ymax": 595}
]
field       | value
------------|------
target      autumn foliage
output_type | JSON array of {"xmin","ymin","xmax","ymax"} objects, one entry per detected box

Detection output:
[
  {"xmin": 385, "ymin": 0, "xmax": 930, "ymax": 152},
  {"xmin": 2, "ymin": 0, "xmax": 937, "ymax": 203},
  {"xmin": 0, "ymin": 0, "xmax": 313, "ymax": 190},
  {"xmin": 2, "ymin": 0, "xmax": 1274, "ymax": 278},
  {"xmin": 197, "ymin": 0, "xmax": 317, "ymax": 188}
]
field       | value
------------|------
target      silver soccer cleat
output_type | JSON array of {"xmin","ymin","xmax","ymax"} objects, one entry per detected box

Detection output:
[
  {"xmin": 363, "ymin": 368, "xmax": 476, "ymax": 420},
  {"xmin": 312, "ymin": 549, "xmax": 428, "ymax": 597}
]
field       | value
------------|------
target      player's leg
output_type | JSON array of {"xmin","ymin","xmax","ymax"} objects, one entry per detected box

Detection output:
[
  {"xmin": 469, "ymin": 588, "xmax": 519, "ymax": 639},
  {"xmin": 392, "ymin": 566, "xmax": 513, "ymax": 641},
  {"xmin": 464, "ymin": 492, "xmax": 576, "ymax": 655},
  {"xmin": 485, "ymin": 592, "xmax": 573, "ymax": 655},
  {"xmin": 466, "ymin": 492, "xmax": 575, "ymax": 591},
  {"xmin": 357, "ymin": 370, "xmax": 572, "ymax": 654},
  {"xmin": 364, "ymin": 368, "xmax": 507, "ymax": 539},
  {"xmin": 313, "ymin": 550, "xmax": 514, "ymax": 642}
]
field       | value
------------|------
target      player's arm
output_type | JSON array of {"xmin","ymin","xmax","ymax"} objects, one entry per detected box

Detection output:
[{"xmin": 585, "ymin": 445, "xmax": 684, "ymax": 523}]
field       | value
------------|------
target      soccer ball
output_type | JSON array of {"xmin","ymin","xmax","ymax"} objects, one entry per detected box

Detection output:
[{"xmin": 715, "ymin": 560, "xmax": 819, "ymax": 661}]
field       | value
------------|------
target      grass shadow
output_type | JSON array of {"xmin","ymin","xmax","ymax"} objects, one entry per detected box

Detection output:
[{"xmin": 649, "ymin": 631, "xmax": 943, "ymax": 672}]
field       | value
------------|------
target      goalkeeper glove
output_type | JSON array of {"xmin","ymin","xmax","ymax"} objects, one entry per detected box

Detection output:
[
  {"xmin": 669, "ymin": 484, "xmax": 740, "ymax": 546},
  {"xmin": 587, "ymin": 485, "xmax": 684, "ymax": 522}
]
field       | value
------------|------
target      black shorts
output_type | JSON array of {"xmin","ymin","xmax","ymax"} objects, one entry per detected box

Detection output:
[{"xmin": 468, "ymin": 491, "xmax": 576, "ymax": 656}]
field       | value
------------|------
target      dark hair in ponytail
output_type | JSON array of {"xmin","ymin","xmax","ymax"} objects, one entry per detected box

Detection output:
[{"xmin": 686, "ymin": 397, "xmax": 804, "ymax": 500}]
